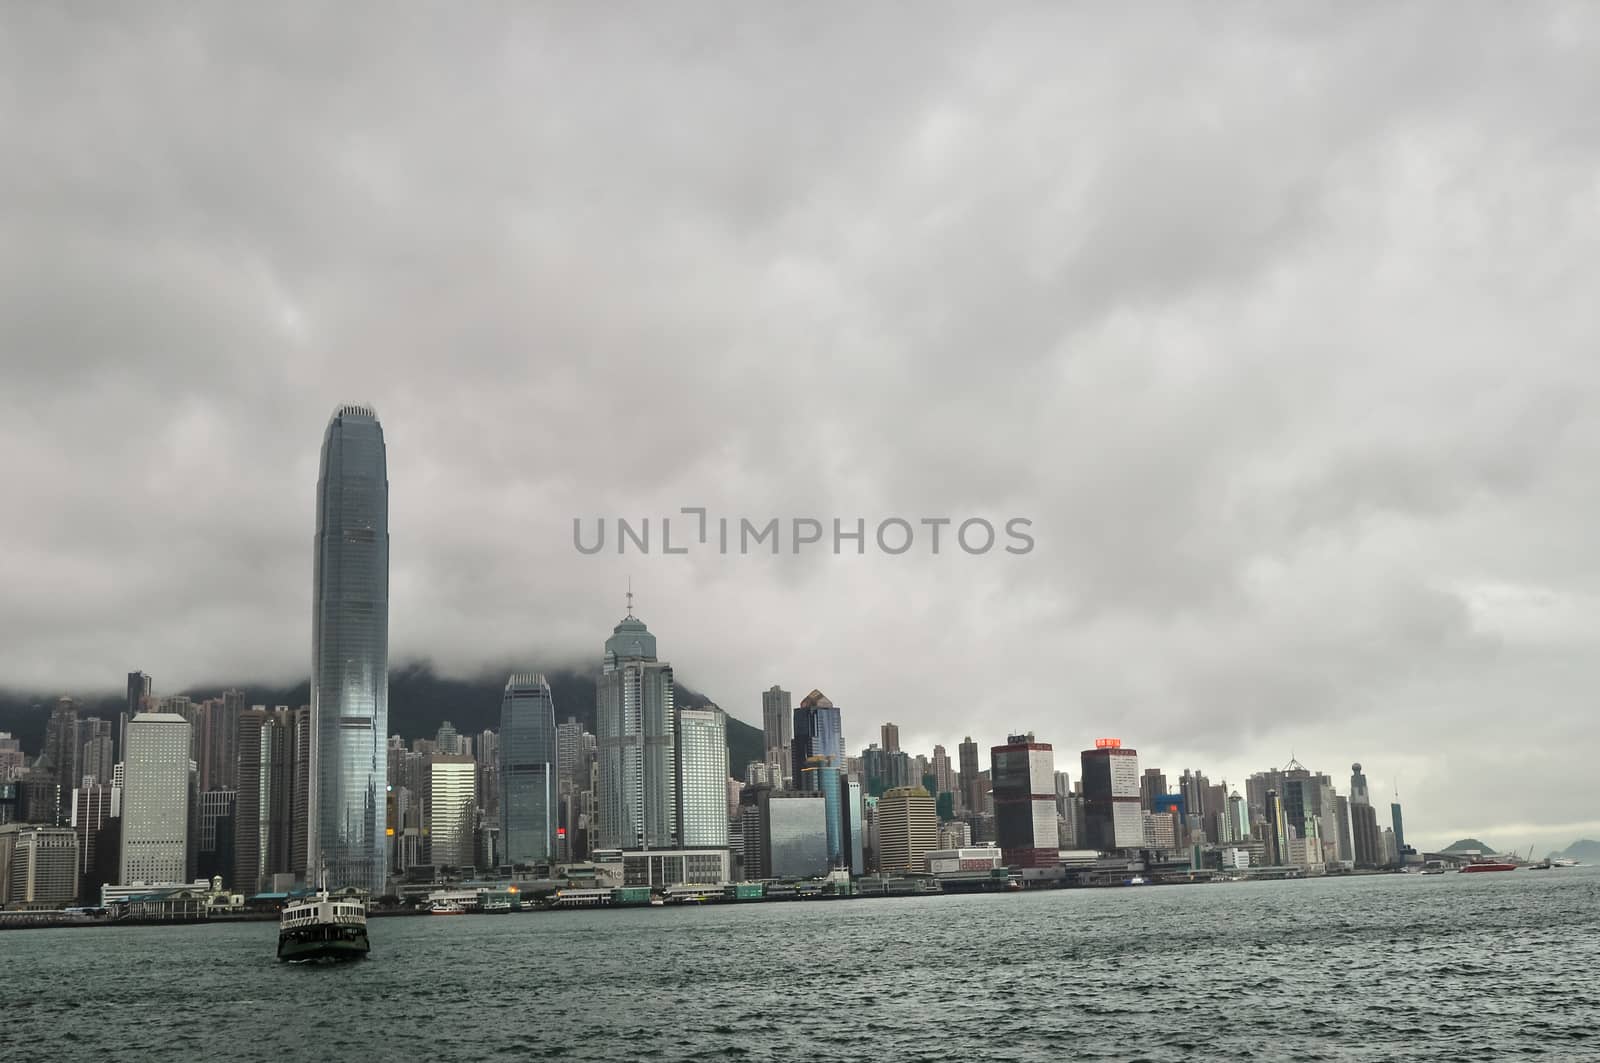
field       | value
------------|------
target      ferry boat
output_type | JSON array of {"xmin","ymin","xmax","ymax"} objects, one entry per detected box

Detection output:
[
  {"xmin": 1458, "ymin": 861, "xmax": 1518, "ymax": 873},
  {"xmin": 428, "ymin": 900, "xmax": 468, "ymax": 915},
  {"xmin": 277, "ymin": 876, "xmax": 369, "ymax": 963}
]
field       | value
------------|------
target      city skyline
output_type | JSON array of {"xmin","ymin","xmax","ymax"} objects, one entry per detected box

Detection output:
[{"xmin": 4, "ymin": 6, "xmax": 1600, "ymax": 860}]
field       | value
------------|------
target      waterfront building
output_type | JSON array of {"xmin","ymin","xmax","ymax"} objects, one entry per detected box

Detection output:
[
  {"xmin": 429, "ymin": 755, "xmax": 477, "ymax": 868},
  {"xmin": 595, "ymin": 610, "xmax": 677, "ymax": 850},
  {"xmin": 1080, "ymin": 739, "xmax": 1143, "ymax": 851},
  {"xmin": 120, "ymin": 712, "xmax": 192, "ymax": 887},
  {"xmin": 598, "ymin": 847, "xmax": 730, "ymax": 887},
  {"xmin": 925, "ymin": 846, "xmax": 1004, "ymax": 876},
  {"xmin": 875, "ymin": 786, "xmax": 938, "ymax": 875},
  {"xmin": 310, "ymin": 403, "xmax": 389, "ymax": 894},
  {"xmin": 499, "ymin": 674, "xmax": 558, "ymax": 867},
  {"xmin": 755, "ymin": 787, "xmax": 825, "ymax": 877},
  {"xmin": 792, "ymin": 691, "xmax": 845, "ymax": 865},
  {"xmin": 990, "ymin": 734, "xmax": 1060, "ymax": 869},
  {"xmin": 0, "ymin": 823, "xmax": 79, "ymax": 909},
  {"xmin": 678, "ymin": 705, "xmax": 729, "ymax": 848},
  {"xmin": 799, "ymin": 754, "xmax": 846, "ymax": 867},
  {"xmin": 761, "ymin": 686, "xmax": 792, "ymax": 778},
  {"xmin": 845, "ymin": 778, "xmax": 865, "ymax": 875}
]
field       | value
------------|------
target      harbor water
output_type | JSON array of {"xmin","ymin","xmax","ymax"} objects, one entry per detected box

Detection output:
[{"xmin": 8, "ymin": 868, "xmax": 1600, "ymax": 1062}]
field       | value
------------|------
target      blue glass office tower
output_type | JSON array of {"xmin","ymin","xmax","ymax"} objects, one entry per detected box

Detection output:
[
  {"xmin": 309, "ymin": 404, "xmax": 389, "ymax": 893},
  {"xmin": 500, "ymin": 673, "xmax": 558, "ymax": 866},
  {"xmin": 792, "ymin": 690, "xmax": 845, "ymax": 867}
]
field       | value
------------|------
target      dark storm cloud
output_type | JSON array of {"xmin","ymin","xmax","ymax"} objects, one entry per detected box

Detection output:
[{"xmin": 4, "ymin": 4, "xmax": 1600, "ymax": 849}]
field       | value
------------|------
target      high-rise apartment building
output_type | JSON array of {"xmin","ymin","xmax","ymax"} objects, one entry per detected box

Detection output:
[
  {"xmin": 429, "ymin": 755, "xmax": 477, "ymax": 868},
  {"xmin": 310, "ymin": 403, "xmax": 389, "ymax": 893},
  {"xmin": 595, "ymin": 610, "xmax": 676, "ymax": 850},
  {"xmin": 990, "ymin": 734, "xmax": 1059, "ymax": 868},
  {"xmin": 875, "ymin": 786, "xmax": 938, "ymax": 875},
  {"xmin": 1080, "ymin": 739, "xmax": 1143, "ymax": 851},
  {"xmin": 499, "ymin": 674, "xmax": 557, "ymax": 867},
  {"xmin": 120, "ymin": 713, "xmax": 192, "ymax": 886},
  {"xmin": 880, "ymin": 722, "xmax": 900, "ymax": 755},
  {"xmin": 677, "ymin": 705, "xmax": 729, "ymax": 848}
]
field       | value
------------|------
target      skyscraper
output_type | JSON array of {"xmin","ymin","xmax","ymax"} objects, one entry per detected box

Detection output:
[
  {"xmin": 677, "ymin": 705, "xmax": 729, "ymax": 848},
  {"xmin": 44, "ymin": 698, "xmax": 79, "ymax": 821},
  {"xmin": 310, "ymin": 403, "xmax": 389, "ymax": 893},
  {"xmin": 958, "ymin": 737, "xmax": 981, "ymax": 815},
  {"xmin": 1080, "ymin": 739, "xmax": 1143, "ymax": 851},
  {"xmin": 790, "ymin": 690, "xmax": 843, "ymax": 784},
  {"xmin": 792, "ymin": 691, "xmax": 845, "ymax": 866},
  {"xmin": 122, "ymin": 672, "xmax": 152, "ymax": 761},
  {"xmin": 595, "ymin": 609, "xmax": 676, "ymax": 850},
  {"xmin": 499, "ymin": 674, "xmax": 557, "ymax": 868},
  {"xmin": 1390, "ymin": 802, "xmax": 1407, "ymax": 868},
  {"xmin": 761, "ymin": 686, "xmax": 792, "ymax": 773},
  {"xmin": 880, "ymin": 722, "xmax": 900, "ymax": 755},
  {"xmin": 1140, "ymin": 768, "xmax": 1166, "ymax": 812},
  {"xmin": 429, "ymin": 755, "xmax": 477, "ymax": 868},
  {"xmin": 875, "ymin": 786, "xmax": 938, "ymax": 875},
  {"xmin": 991, "ymin": 734, "xmax": 1060, "ymax": 868},
  {"xmin": 1349, "ymin": 763, "xmax": 1370, "ymax": 806},
  {"xmin": 120, "ymin": 712, "xmax": 192, "ymax": 886}
]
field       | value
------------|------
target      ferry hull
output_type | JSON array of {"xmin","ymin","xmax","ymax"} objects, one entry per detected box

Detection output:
[{"xmin": 277, "ymin": 926, "xmax": 370, "ymax": 962}]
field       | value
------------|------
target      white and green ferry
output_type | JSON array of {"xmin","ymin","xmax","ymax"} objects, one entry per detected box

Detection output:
[{"xmin": 277, "ymin": 874, "xmax": 370, "ymax": 963}]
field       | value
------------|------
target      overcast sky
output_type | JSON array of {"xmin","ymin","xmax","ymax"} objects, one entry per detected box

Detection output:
[{"xmin": 4, "ymin": 6, "xmax": 1598, "ymax": 851}]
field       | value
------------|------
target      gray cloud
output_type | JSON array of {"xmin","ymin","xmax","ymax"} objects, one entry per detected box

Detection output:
[{"xmin": 4, "ymin": 5, "xmax": 1600, "ymax": 851}]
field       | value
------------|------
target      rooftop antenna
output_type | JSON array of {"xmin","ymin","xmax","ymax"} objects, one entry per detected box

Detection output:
[{"xmin": 626, "ymin": 577, "xmax": 635, "ymax": 619}]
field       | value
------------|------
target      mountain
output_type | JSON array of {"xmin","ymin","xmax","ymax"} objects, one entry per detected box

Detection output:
[
  {"xmin": 1551, "ymin": 839, "xmax": 1600, "ymax": 862},
  {"xmin": 1442, "ymin": 838, "xmax": 1495, "ymax": 853},
  {"xmin": 0, "ymin": 661, "xmax": 767, "ymax": 781}
]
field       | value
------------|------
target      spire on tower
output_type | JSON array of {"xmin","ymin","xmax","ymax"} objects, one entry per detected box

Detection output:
[{"xmin": 625, "ymin": 577, "xmax": 635, "ymax": 619}]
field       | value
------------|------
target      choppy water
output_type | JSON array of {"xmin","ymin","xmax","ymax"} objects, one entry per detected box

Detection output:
[{"xmin": 8, "ymin": 868, "xmax": 1600, "ymax": 1062}]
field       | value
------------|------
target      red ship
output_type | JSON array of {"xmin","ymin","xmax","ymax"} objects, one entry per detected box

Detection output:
[{"xmin": 1458, "ymin": 861, "xmax": 1518, "ymax": 873}]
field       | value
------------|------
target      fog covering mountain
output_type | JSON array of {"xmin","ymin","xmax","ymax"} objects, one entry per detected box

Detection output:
[{"xmin": 0, "ymin": 662, "xmax": 766, "ymax": 781}]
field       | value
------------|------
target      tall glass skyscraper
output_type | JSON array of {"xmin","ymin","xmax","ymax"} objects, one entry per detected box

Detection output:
[
  {"xmin": 499, "ymin": 673, "xmax": 557, "ymax": 866},
  {"xmin": 595, "ymin": 611, "xmax": 676, "ymax": 850},
  {"xmin": 309, "ymin": 404, "xmax": 389, "ymax": 893},
  {"xmin": 792, "ymin": 690, "xmax": 845, "ymax": 867}
]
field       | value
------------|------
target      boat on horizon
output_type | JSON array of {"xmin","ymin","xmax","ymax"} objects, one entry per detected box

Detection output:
[
  {"xmin": 428, "ymin": 900, "xmax": 468, "ymax": 915},
  {"xmin": 277, "ymin": 867, "xmax": 369, "ymax": 963},
  {"xmin": 1459, "ymin": 860, "xmax": 1518, "ymax": 873}
]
